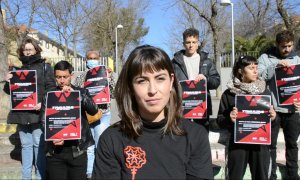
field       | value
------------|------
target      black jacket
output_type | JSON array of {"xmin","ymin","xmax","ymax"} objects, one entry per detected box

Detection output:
[
  {"xmin": 3, "ymin": 57, "xmax": 56, "ymax": 125},
  {"xmin": 172, "ymin": 50, "xmax": 220, "ymax": 115},
  {"xmin": 40, "ymin": 85, "xmax": 98, "ymax": 158}
]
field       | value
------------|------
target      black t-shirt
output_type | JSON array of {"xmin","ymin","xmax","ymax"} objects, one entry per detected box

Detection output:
[{"xmin": 92, "ymin": 119, "xmax": 213, "ymax": 179}]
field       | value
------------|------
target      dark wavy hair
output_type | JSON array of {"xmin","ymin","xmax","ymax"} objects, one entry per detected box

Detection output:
[
  {"xmin": 276, "ymin": 30, "xmax": 294, "ymax": 44},
  {"xmin": 18, "ymin": 38, "xmax": 42, "ymax": 57},
  {"xmin": 183, "ymin": 28, "xmax": 199, "ymax": 41},
  {"xmin": 232, "ymin": 55, "xmax": 258, "ymax": 81},
  {"xmin": 114, "ymin": 45, "xmax": 184, "ymax": 139}
]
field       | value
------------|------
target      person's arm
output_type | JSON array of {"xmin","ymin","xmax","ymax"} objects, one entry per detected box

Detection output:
[
  {"xmin": 186, "ymin": 126, "xmax": 213, "ymax": 180},
  {"xmin": 44, "ymin": 65, "xmax": 57, "ymax": 91},
  {"xmin": 81, "ymin": 89, "xmax": 98, "ymax": 116},
  {"xmin": 216, "ymin": 91, "xmax": 234, "ymax": 129},
  {"xmin": 258, "ymin": 54, "xmax": 277, "ymax": 81},
  {"xmin": 92, "ymin": 131, "xmax": 121, "ymax": 179},
  {"xmin": 205, "ymin": 60, "xmax": 220, "ymax": 90}
]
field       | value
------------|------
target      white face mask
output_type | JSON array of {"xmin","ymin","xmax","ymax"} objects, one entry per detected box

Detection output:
[{"xmin": 86, "ymin": 60, "xmax": 99, "ymax": 69}]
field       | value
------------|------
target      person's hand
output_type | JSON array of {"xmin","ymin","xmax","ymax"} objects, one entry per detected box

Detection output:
[
  {"xmin": 269, "ymin": 106, "xmax": 276, "ymax": 121},
  {"xmin": 62, "ymin": 85, "xmax": 73, "ymax": 92},
  {"xmin": 230, "ymin": 107, "xmax": 238, "ymax": 123},
  {"xmin": 278, "ymin": 60, "xmax": 290, "ymax": 67},
  {"xmin": 35, "ymin": 103, "xmax": 41, "ymax": 111},
  {"xmin": 195, "ymin": 74, "xmax": 206, "ymax": 82},
  {"xmin": 107, "ymin": 67, "xmax": 113, "ymax": 78},
  {"xmin": 5, "ymin": 72, "xmax": 13, "ymax": 82},
  {"xmin": 53, "ymin": 139, "xmax": 64, "ymax": 146},
  {"xmin": 293, "ymin": 99, "xmax": 300, "ymax": 110}
]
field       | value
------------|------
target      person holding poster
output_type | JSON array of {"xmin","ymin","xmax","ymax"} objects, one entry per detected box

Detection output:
[
  {"xmin": 73, "ymin": 50, "xmax": 115, "ymax": 179},
  {"xmin": 172, "ymin": 28, "xmax": 220, "ymax": 131},
  {"xmin": 40, "ymin": 61, "xmax": 98, "ymax": 180},
  {"xmin": 3, "ymin": 38, "xmax": 56, "ymax": 179},
  {"xmin": 258, "ymin": 30, "xmax": 300, "ymax": 180},
  {"xmin": 92, "ymin": 45, "xmax": 213, "ymax": 179},
  {"xmin": 217, "ymin": 56, "xmax": 277, "ymax": 180}
]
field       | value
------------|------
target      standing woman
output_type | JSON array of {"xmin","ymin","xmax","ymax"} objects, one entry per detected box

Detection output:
[
  {"xmin": 92, "ymin": 45, "xmax": 213, "ymax": 179},
  {"xmin": 216, "ymin": 56, "xmax": 276, "ymax": 180},
  {"xmin": 4, "ymin": 38, "xmax": 56, "ymax": 179}
]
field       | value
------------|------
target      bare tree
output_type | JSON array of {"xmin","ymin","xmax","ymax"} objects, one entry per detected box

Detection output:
[
  {"xmin": 83, "ymin": 0, "xmax": 149, "ymax": 64},
  {"xmin": 0, "ymin": 0, "xmax": 10, "ymax": 119},
  {"xmin": 276, "ymin": 0, "xmax": 298, "ymax": 32}
]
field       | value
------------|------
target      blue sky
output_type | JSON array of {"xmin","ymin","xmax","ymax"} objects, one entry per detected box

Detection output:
[{"xmin": 142, "ymin": 0, "xmax": 176, "ymax": 57}]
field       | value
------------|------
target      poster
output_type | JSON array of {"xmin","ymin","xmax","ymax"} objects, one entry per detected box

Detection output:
[
  {"xmin": 84, "ymin": 65, "xmax": 110, "ymax": 104},
  {"xmin": 45, "ymin": 91, "xmax": 81, "ymax": 141},
  {"xmin": 9, "ymin": 70, "xmax": 37, "ymax": 110},
  {"xmin": 275, "ymin": 64, "xmax": 300, "ymax": 105},
  {"xmin": 180, "ymin": 80, "xmax": 207, "ymax": 119},
  {"xmin": 234, "ymin": 95, "xmax": 271, "ymax": 144}
]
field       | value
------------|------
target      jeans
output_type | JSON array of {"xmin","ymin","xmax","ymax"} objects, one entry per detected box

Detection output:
[
  {"xmin": 18, "ymin": 124, "xmax": 45, "ymax": 180},
  {"xmin": 86, "ymin": 112, "xmax": 111, "ymax": 177}
]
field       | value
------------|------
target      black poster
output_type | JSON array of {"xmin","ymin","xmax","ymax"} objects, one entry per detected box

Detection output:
[
  {"xmin": 84, "ymin": 65, "xmax": 110, "ymax": 104},
  {"xmin": 45, "ymin": 91, "xmax": 81, "ymax": 140},
  {"xmin": 235, "ymin": 95, "xmax": 271, "ymax": 144},
  {"xmin": 180, "ymin": 80, "xmax": 207, "ymax": 119},
  {"xmin": 275, "ymin": 64, "xmax": 300, "ymax": 105},
  {"xmin": 10, "ymin": 70, "xmax": 37, "ymax": 110}
]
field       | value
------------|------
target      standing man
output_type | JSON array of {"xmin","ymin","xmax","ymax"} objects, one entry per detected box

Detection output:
[
  {"xmin": 41, "ymin": 61, "xmax": 98, "ymax": 180},
  {"xmin": 73, "ymin": 50, "xmax": 115, "ymax": 179},
  {"xmin": 258, "ymin": 30, "xmax": 300, "ymax": 180},
  {"xmin": 172, "ymin": 28, "xmax": 220, "ymax": 131}
]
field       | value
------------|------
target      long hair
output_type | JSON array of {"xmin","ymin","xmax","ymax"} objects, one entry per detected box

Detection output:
[
  {"xmin": 18, "ymin": 38, "xmax": 42, "ymax": 57},
  {"xmin": 115, "ymin": 45, "xmax": 184, "ymax": 139},
  {"xmin": 232, "ymin": 55, "xmax": 258, "ymax": 81}
]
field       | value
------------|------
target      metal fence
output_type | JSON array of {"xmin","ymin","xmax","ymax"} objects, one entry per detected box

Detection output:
[
  {"xmin": 47, "ymin": 57, "xmax": 109, "ymax": 71},
  {"xmin": 220, "ymin": 51, "xmax": 260, "ymax": 67}
]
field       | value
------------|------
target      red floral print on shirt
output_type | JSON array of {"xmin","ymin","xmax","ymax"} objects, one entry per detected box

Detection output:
[{"xmin": 124, "ymin": 146, "xmax": 147, "ymax": 180}]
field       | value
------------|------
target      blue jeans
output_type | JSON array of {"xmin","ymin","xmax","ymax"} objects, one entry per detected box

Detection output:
[
  {"xmin": 86, "ymin": 112, "xmax": 111, "ymax": 177},
  {"xmin": 18, "ymin": 123, "xmax": 45, "ymax": 179}
]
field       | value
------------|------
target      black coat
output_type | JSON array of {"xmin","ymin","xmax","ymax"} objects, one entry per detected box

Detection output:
[
  {"xmin": 3, "ymin": 57, "xmax": 56, "ymax": 125},
  {"xmin": 172, "ymin": 50, "xmax": 220, "ymax": 115},
  {"xmin": 40, "ymin": 85, "xmax": 98, "ymax": 158}
]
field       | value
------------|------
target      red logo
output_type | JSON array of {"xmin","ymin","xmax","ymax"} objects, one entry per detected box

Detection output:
[
  {"xmin": 54, "ymin": 92, "xmax": 71, "ymax": 102},
  {"xmin": 283, "ymin": 65, "xmax": 295, "ymax": 75},
  {"xmin": 16, "ymin": 71, "xmax": 29, "ymax": 80},
  {"xmin": 124, "ymin": 146, "xmax": 147, "ymax": 180},
  {"xmin": 245, "ymin": 96, "xmax": 261, "ymax": 107}
]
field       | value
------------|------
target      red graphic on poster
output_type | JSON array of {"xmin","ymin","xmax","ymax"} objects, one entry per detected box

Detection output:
[
  {"xmin": 180, "ymin": 80, "xmax": 207, "ymax": 119},
  {"xmin": 9, "ymin": 70, "xmax": 37, "ymax": 110},
  {"xmin": 84, "ymin": 65, "xmax": 110, "ymax": 104},
  {"xmin": 124, "ymin": 146, "xmax": 147, "ymax": 180},
  {"xmin": 235, "ymin": 95, "xmax": 271, "ymax": 144},
  {"xmin": 275, "ymin": 64, "xmax": 300, "ymax": 105},
  {"xmin": 45, "ymin": 91, "xmax": 81, "ymax": 140}
]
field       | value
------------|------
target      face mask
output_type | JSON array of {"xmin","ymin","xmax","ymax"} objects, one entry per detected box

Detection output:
[{"xmin": 86, "ymin": 60, "xmax": 99, "ymax": 69}]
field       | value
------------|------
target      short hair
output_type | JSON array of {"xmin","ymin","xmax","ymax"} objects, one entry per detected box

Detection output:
[
  {"xmin": 232, "ymin": 56, "xmax": 257, "ymax": 81},
  {"xmin": 276, "ymin": 30, "xmax": 294, "ymax": 44},
  {"xmin": 54, "ymin": 60, "xmax": 74, "ymax": 74},
  {"xmin": 18, "ymin": 38, "xmax": 42, "ymax": 57},
  {"xmin": 86, "ymin": 50, "xmax": 100, "ymax": 58},
  {"xmin": 183, "ymin": 28, "xmax": 199, "ymax": 41},
  {"xmin": 115, "ymin": 45, "xmax": 184, "ymax": 139}
]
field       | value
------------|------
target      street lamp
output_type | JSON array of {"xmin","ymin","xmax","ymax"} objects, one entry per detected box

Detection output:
[
  {"xmin": 220, "ymin": 0, "xmax": 235, "ymax": 66},
  {"xmin": 115, "ymin": 24, "xmax": 123, "ymax": 77}
]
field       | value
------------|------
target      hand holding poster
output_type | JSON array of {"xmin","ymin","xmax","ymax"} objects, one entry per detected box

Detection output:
[
  {"xmin": 234, "ymin": 95, "xmax": 271, "ymax": 144},
  {"xmin": 84, "ymin": 65, "xmax": 110, "ymax": 104},
  {"xmin": 9, "ymin": 70, "xmax": 37, "ymax": 110},
  {"xmin": 45, "ymin": 91, "xmax": 81, "ymax": 141},
  {"xmin": 180, "ymin": 80, "xmax": 207, "ymax": 119},
  {"xmin": 275, "ymin": 64, "xmax": 300, "ymax": 105}
]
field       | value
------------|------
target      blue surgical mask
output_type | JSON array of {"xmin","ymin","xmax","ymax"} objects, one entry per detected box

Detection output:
[{"xmin": 86, "ymin": 60, "xmax": 99, "ymax": 69}]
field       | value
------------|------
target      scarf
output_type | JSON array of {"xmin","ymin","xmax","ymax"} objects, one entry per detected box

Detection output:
[
  {"xmin": 20, "ymin": 54, "xmax": 43, "ymax": 66},
  {"xmin": 226, "ymin": 78, "xmax": 266, "ymax": 95}
]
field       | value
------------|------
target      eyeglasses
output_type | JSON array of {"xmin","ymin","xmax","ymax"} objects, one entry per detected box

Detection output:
[{"xmin": 23, "ymin": 49, "xmax": 36, "ymax": 52}]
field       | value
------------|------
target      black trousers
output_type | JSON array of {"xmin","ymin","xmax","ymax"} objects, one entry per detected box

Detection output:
[
  {"xmin": 227, "ymin": 143, "xmax": 271, "ymax": 180},
  {"xmin": 270, "ymin": 112, "xmax": 300, "ymax": 180},
  {"xmin": 46, "ymin": 148, "xmax": 87, "ymax": 180}
]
